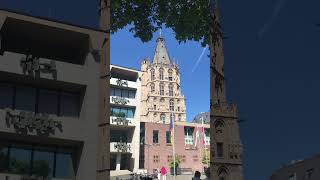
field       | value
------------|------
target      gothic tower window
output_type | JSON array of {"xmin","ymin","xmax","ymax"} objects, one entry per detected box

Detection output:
[
  {"xmin": 169, "ymin": 99, "xmax": 174, "ymax": 111},
  {"xmin": 159, "ymin": 68, "xmax": 164, "ymax": 80},
  {"xmin": 160, "ymin": 83, "xmax": 164, "ymax": 95},
  {"xmin": 150, "ymin": 83, "xmax": 155, "ymax": 93},
  {"xmin": 169, "ymin": 83, "xmax": 173, "ymax": 96},
  {"xmin": 218, "ymin": 168, "xmax": 228, "ymax": 180},
  {"xmin": 160, "ymin": 113, "xmax": 165, "ymax": 124},
  {"xmin": 168, "ymin": 69, "xmax": 173, "ymax": 81},
  {"xmin": 151, "ymin": 68, "xmax": 155, "ymax": 81}
]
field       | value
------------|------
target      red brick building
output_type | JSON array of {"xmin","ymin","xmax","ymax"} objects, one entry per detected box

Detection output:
[{"xmin": 139, "ymin": 121, "xmax": 210, "ymax": 174}]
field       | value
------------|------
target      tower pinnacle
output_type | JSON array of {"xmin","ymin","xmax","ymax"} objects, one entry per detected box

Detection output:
[{"xmin": 152, "ymin": 37, "xmax": 171, "ymax": 64}]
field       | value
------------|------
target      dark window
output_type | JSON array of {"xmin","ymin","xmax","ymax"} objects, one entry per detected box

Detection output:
[
  {"xmin": 217, "ymin": 143, "xmax": 223, "ymax": 158},
  {"xmin": 60, "ymin": 92, "xmax": 80, "ymax": 117},
  {"xmin": 55, "ymin": 153, "xmax": 74, "ymax": 179},
  {"xmin": 111, "ymin": 107, "xmax": 135, "ymax": 118},
  {"xmin": 15, "ymin": 86, "xmax": 36, "ymax": 112},
  {"xmin": 153, "ymin": 130, "xmax": 159, "ymax": 144},
  {"xmin": 0, "ymin": 83, "xmax": 14, "ymax": 109},
  {"xmin": 32, "ymin": 150, "xmax": 54, "ymax": 178},
  {"xmin": 0, "ymin": 145, "xmax": 8, "ymax": 171},
  {"xmin": 9, "ymin": 147, "xmax": 32, "ymax": 174},
  {"xmin": 305, "ymin": 169, "xmax": 314, "ymax": 179},
  {"xmin": 110, "ymin": 154, "xmax": 117, "ymax": 170},
  {"xmin": 166, "ymin": 131, "xmax": 171, "ymax": 144},
  {"xmin": 38, "ymin": 90, "xmax": 59, "ymax": 115}
]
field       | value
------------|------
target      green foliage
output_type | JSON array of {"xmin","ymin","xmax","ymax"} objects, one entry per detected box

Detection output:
[
  {"xmin": 113, "ymin": 112, "xmax": 126, "ymax": 117},
  {"xmin": 169, "ymin": 154, "xmax": 181, "ymax": 168},
  {"xmin": 202, "ymin": 150, "xmax": 210, "ymax": 165},
  {"xmin": 111, "ymin": 0, "xmax": 215, "ymax": 47},
  {"xmin": 32, "ymin": 160, "xmax": 50, "ymax": 178},
  {"xmin": 10, "ymin": 159, "xmax": 30, "ymax": 174}
]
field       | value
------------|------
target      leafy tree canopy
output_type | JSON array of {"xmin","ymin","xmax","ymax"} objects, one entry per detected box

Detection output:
[{"xmin": 111, "ymin": 0, "xmax": 212, "ymax": 47}]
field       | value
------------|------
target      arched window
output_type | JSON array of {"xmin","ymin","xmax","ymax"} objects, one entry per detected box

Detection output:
[
  {"xmin": 160, "ymin": 83, "xmax": 164, "ymax": 95},
  {"xmin": 218, "ymin": 168, "xmax": 228, "ymax": 180},
  {"xmin": 168, "ymin": 69, "xmax": 173, "ymax": 81},
  {"xmin": 169, "ymin": 99, "xmax": 174, "ymax": 111},
  {"xmin": 169, "ymin": 83, "xmax": 173, "ymax": 96},
  {"xmin": 160, "ymin": 113, "xmax": 165, "ymax": 124},
  {"xmin": 159, "ymin": 68, "xmax": 164, "ymax": 80},
  {"xmin": 215, "ymin": 120, "xmax": 224, "ymax": 133},
  {"xmin": 178, "ymin": 114, "xmax": 181, "ymax": 121},
  {"xmin": 150, "ymin": 83, "xmax": 155, "ymax": 93},
  {"xmin": 150, "ymin": 68, "xmax": 155, "ymax": 81}
]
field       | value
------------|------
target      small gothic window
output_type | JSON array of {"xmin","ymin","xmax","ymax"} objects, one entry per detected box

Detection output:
[
  {"xmin": 168, "ymin": 69, "xmax": 173, "ymax": 81},
  {"xmin": 151, "ymin": 83, "xmax": 155, "ymax": 93},
  {"xmin": 150, "ymin": 68, "xmax": 155, "ymax": 81},
  {"xmin": 169, "ymin": 99, "xmax": 174, "ymax": 111},
  {"xmin": 160, "ymin": 83, "xmax": 164, "ymax": 95},
  {"xmin": 160, "ymin": 113, "xmax": 165, "ymax": 124},
  {"xmin": 159, "ymin": 68, "xmax": 164, "ymax": 80},
  {"xmin": 169, "ymin": 83, "xmax": 173, "ymax": 96}
]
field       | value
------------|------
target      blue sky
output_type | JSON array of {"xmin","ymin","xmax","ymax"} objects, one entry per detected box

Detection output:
[
  {"xmin": 111, "ymin": 27, "xmax": 210, "ymax": 121},
  {"xmin": 2, "ymin": 0, "xmax": 320, "ymax": 180}
]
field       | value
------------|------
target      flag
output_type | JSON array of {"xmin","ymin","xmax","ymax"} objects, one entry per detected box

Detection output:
[
  {"xmin": 202, "ymin": 126, "xmax": 206, "ymax": 145},
  {"xmin": 194, "ymin": 126, "xmax": 199, "ymax": 147},
  {"xmin": 169, "ymin": 113, "xmax": 173, "ymax": 144}
]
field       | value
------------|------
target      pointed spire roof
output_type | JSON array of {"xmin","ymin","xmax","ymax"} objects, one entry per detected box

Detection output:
[{"xmin": 153, "ymin": 37, "xmax": 171, "ymax": 64}]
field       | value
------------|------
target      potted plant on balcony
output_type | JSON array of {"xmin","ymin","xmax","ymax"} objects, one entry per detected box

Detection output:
[{"xmin": 169, "ymin": 155, "xmax": 181, "ymax": 175}]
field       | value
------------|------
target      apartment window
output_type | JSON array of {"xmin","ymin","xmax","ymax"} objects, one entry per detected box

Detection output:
[
  {"xmin": 38, "ymin": 89, "xmax": 59, "ymax": 115},
  {"xmin": 169, "ymin": 83, "xmax": 173, "ymax": 96},
  {"xmin": 151, "ymin": 83, "xmax": 155, "ymax": 93},
  {"xmin": 9, "ymin": 146, "xmax": 32, "ymax": 174},
  {"xmin": 168, "ymin": 69, "xmax": 173, "ymax": 81},
  {"xmin": 154, "ymin": 105, "xmax": 157, "ymax": 110},
  {"xmin": 169, "ymin": 99, "xmax": 174, "ymax": 111},
  {"xmin": 0, "ymin": 83, "xmax": 14, "ymax": 109},
  {"xmin": 153, "ymin": 155, "xmax": 160, "ymax": 163},
  {"xmin": 184, "ymin": 127, "xmax": 194, "ymax": 145},
  {"xmin": 0, "ymin": 145, "xmax": 8, "ymax": 171},
  {"xmin": 111, "ymin": 88, "xmax": 136, "ymax": 99},
  {"xmin": 160, "ymin": 114, "xmax": 165, "ymax": 124},
  {"xmin": 33, "ymin": 150, "xmax": 55, "ymax": 178},
  {"xmin": 60, "ymin": 92, "xmax": 80, "ymax": 117},
  {"xmin": 160, "ymin": 83, "xmax": 164, "ymax": 95},
  {"xmin": 217, "ymin": 143, "xmax": 223, "ymax": 158},
  {"xmin": 153, "ymin": 130, "xmax": 159, "ymax": 144},
  {"xmin": 15, "ymin": 86, "xmax": 36, "ymax": 112},
  {"xmin": 159, "ymin": 68, "xmax": 164, "ymax": 80},
  {"xmin": 166, "ymin": 131, "xmax": 171, "ymax": 144},
  {"xmin": 151, "ymin": 68, "xmax": 155, "ymax": 80},
  {"xmin": 111, "ymin": 107, "xmax": 135, "ymax": 118}
]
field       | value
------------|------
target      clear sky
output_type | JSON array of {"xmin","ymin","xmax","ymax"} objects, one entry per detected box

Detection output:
[{"xmin": 2, "ymin": 1, "xmax": 320, "ymax": 180}]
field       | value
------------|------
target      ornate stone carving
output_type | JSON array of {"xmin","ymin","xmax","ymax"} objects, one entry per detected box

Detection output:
[
  {"xmin": 5, "ymin": 109, "xmax": 62, "ymax": 136},
  {"xmin": 20, "ymin": 54, "xmax": 57, "ymax": 78},
  {"xmin": 112, "ymin": 117, "xmax": 130, "ymax": 125}
]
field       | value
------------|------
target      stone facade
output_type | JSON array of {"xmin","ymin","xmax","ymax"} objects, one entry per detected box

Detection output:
[
  {"xmin": 210, "ymin": 3, "xmax": 244, "ymax": 180},
  {"xmin": 140, "ymin": 37, "xmax": 186, "ymax": 124}
]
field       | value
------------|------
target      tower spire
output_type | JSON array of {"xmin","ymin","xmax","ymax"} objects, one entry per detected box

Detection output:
[{"xmin": 153, "ymin": 37, "xmax": 171, "ymax": 64}]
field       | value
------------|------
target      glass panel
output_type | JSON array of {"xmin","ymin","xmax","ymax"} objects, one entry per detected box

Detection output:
[
  {"xmin": 129, "ymin": 90, "xmax": 135, "ymax": 99},
  {"xmin": 0, "ymin": 145, "xmax": 8, "ymax": 171},
  {"xmin": 115, "ymin": 89, "xmax": 121, "ymax": 97},
  {"xmin": 120, "ymin": 108, "xmax": 128, "ymax": 117},
  {"xmin": 166, "ymin": 131, "xmax": 170, "ymax": 143},
  {"xmin": 0, "ymin": 83, "xmax": 14, "ymax": 109},
  {"xmin": 110, "ymin": 88, "xmax": 114, "ymax": 96},
  {"xmin": 55, "ymin": 153, "xmax": 74, "ymax": 179},
  {"xmin": 127, "ymin": 109, "xmax": 134, "ymax": 118},
  {"xmin": 38, "ymin": 90, "xmax": 58, "ymax": 115},
  {"xmin": 32, "ymin": 150, "xmax": 54, "ymax": 178},
  {"xmin": 110, "ymin": 154, "xmax": 117, "ymax": 170},
  {"xmin": 111, "ymin": 107, "xmax": 120, "ymax": 116},
  {"xmin": 153, "ymin": 131, "xmax": 159, "ymax": 143},
  {"xmin": 60, "ymin": 92, "xmax": 80, "ymax": 117},
  {"xmin": 9, "ymin": 147, "xmax": 32, "ymax": 174},
  {"xmin": 121, "ymin": 89, "xmax": 128, "ymax": 98},
  {"xmin": 15, "ymin": 86, "xmax": 36, "ymax": 112}
]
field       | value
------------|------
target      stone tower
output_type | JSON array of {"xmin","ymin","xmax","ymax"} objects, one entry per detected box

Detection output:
[
  {"xmin": 140, "ymin": 37, "xmax": 186, "ymax": 124},
  {"xmin": 210, "ymin": 2, "xmax": 244, "ymax": 180}
]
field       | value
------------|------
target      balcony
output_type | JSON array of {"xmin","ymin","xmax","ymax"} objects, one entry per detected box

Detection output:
[
  {"xmin": 110, "ymin": 78, "xmax": 137, "ymax": 89},
  {"xmin": 110, "ymin": 116, "xmax": 135, "ymax": 127},
  {"xmin": 110, "ymin": 96, "xmax": 136, "ymax": 107},
  {"xmin": 110, "ymin": 142, "xmax": 132, "ymax": 153}
]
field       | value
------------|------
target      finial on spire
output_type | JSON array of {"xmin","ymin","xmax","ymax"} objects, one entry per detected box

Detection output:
[{"xmin": 159, "ymin": 28, "xmax": 162, "ymax": 38}]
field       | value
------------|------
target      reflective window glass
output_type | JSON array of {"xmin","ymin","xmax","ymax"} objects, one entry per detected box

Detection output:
[
  {"xmin": 38, "ymin": 90, "xmax": 58, "ymax": 115},
  {"xmin": 32, "ymin": 150, "xmax": 54, "ymax": 178},
  {"xmin": 55, "ymin": 153, "xmax": 74, "ymax": 179},
  {"xmin": 15, "ymin": 86, "xmax": 36, "ymax": 112},
  {"xmin": 60, "ymin": 92, "xmax": 80, "ymax": 117},
  {"xmin": 9, "ymin": 147, "xmax": 32, "ymax": 174},
  {"xmin": 0, "ymin": 83, "xmax": 14, "ymax": 109}
]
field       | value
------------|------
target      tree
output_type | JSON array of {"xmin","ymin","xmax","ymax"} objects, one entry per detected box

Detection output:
[
  {"xmin": 110, "ymin": 0, "xmax": 219, "ymax": 47},
  {"xmin": 202, "ymin": 149, "xmax": 210, "ymax": 166},
  {"xmin": 169, "ymin": 154, "xmax": 181, "ymax": 168}
]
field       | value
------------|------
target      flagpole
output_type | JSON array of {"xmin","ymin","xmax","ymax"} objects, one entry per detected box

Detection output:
[
  {"xmin": 201, "ymin": 117, "xmax": 209, "ymax": 168},
  {"xmin": 172, "ymin": 113, "xmax": 176, "ymax": 179}
]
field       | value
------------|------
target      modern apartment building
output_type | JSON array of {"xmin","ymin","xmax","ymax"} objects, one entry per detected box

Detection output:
[
  {"xmin": 0, "ymin": 10, "xmax": 107, "ymax": 180},
  {"xmin": 270, "ymin": 155, "xmax": 320, "ymax": 180},
  {"xmin": 109, "ymin": 65, "xmax": 141, "ymax": 177}
]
